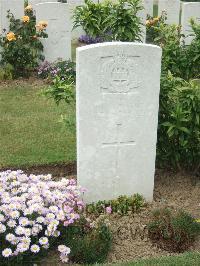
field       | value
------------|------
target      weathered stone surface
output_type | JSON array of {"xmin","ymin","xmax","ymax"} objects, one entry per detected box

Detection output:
[
  {"xmin": 158, "ymin": 0, "xmax": 180, "ymax": 25},
  {"xmin": 0, "ymin": 0, "xmax": 24, "ymax": 33},
  {"xmin": 181, "ymin": 2, "xmax": 200, "ymax": 45},
  {"xmin": 77, "ymin": 42, "xmax": 162, "ymax": 203},
  {"xmin": 35, "ymin": 2, "xmax": 71, "ymax": 62}
]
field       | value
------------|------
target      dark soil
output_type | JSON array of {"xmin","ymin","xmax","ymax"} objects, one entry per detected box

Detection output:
[
  {"xmin": 0, "ymin": 162, "xmax": 77, "ymax": 178},
  {"xmin": 0, "ymin": 76, "xmax": 47, "ymax": 88}
]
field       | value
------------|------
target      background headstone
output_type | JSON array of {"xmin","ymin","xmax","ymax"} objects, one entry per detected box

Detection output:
[
  {"xmin": 68, "ymin": 0, "xmax": 85, "ymax": 42},
  {"xmin": 144, "ymin": 0, "xmax": 153, "ymax": 16},
  {"xmin": 29, "ymin": 0, "xmax": 58, "ymax": 9},
  {"xmin": 158, "ymin": 0, "xmax": 180, "ymax": 24},
  {"xmin": 0, "ymin": 0, "xmax": 24, "ymax": 33},
  {"xmin": 35, "ymin": 2, "xmax": 71, "ymax": 62},
  {"xmin": 181, "ymin": 2, "xmax": 200, "ymax": 45},
  {"xmin": 138, "ymin": 0, "xmax": 147, "ymax": 42},
  {"xmin": 77, "ymin": 42, "xmax": 162, "ymax": 203}
]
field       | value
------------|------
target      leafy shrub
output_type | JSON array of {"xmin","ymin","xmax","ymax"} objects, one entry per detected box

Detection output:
[
  {"xmin": 73, "ymin": 0, "xmax": 144, "ymax": 42},
  {"xmin": 151, "ymin": 22, "xmax": 184, "ymax": 77},
  {"xmin": 60, "ymin": 216, "xmax": 112, "ymax": 264},
  {"xmin": 43, "ymin": 74, "xmax": 76, "ymax": 134},
  {"xmin": 73, "ymin": 0, "xmax": 110, "ymax": 39},
  {"xmin": 148, "ymin": 208, "xmax": 200, "ymax": 252},
  {"xmin": 0, "ymin": 170, "xmax": 84, "ymax": 265},
  {"xmin": 0, "ymin": 7, "xmax": 47, "ymax": 78},
  {"xmin": 86, "ymin": 194, "xmax": 145, "ymax": 216},
  {"xmin": 149, "ymin": 18, "xmax": 200, "ymax": 80},
  {"xmin": 148, "ymin": 18, "xmax": 200, "ymax": 171},
  {"xmin": 38, "ymin": 60, "xmax": 76, "ymax": 80},
  {"xmin": 44, "ymin": 75, "xmax": 75, "ymax": 105},
  {"xmin": 0, "ymin": 64, "xmax": 14, "ymax": 80},
  {"xmin": 157, "ymin": 73, "xmax": 200, "ymax": 171},
  {"xmin": 103, "ymin": 0, "xmax": 144, "ymax": 42}
]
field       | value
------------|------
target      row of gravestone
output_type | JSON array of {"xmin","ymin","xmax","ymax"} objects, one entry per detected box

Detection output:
[{"xmin": 0, "ymin": 1, "xmax": 200, "ymax": 62}]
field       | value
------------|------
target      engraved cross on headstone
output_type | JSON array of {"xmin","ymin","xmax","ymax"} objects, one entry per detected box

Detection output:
[{"xmin": 102, "ymin": 122, "xmax": 136, "ymax": 197}]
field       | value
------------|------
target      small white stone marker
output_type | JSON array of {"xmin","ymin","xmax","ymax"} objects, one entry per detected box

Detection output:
[
  {"xmin": 158, "ymin": 0, "xmax": 180, "ymax": 25},
  {"xmin": 77, "ymin": 42, "xmax": 162, "ymax": 203},
  {"xmin": 181, "ymin": 2, "xmax": 200, "ymax": 45},
  {"xmin": 0, "ymin": 0, "xmax": 24, "ymax": 33},
  {"xmin": 35, "ymin": 2, "xmax": 71, "ymax": 62}
]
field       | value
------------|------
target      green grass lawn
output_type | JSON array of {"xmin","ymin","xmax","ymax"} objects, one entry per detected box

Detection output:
[{"xmin": 0, "ymin": 80, "xmax": 76, "ymax": 169}]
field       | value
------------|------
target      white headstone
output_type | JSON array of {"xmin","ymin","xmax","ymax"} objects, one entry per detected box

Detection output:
[
  {"xmin": 77, "ymin": 42, "xmax": 162, "ymax": 203},
  {"xmin": 68, "ymin": 0, "xmax": 85, "ymax": 42},
  {"xmin": 0, "ymin": 0, "xmax": 24, "ymax": 33},
  {"xmin": 35, "ymin": 2, "xmax": 71, "ymax": 62},
  {"xmin": 137, "ymin": 0, "xmax": 147, "ymax": 42},
  {"xmin": 144, "ymin": 0, "xmax": 153, "ymax": 16},
  {"xmin": 158, "ymin": 0, "xmax": 180, "ymax": 24},
  {"xmin": 181, "ymin": 2, "xmax": 200, "ymax": 45}
]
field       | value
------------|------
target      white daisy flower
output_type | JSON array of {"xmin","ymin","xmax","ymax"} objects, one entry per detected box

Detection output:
[
  {"xmin": 2, "ymin": 248, "xmax": 12, "ymax": 257},
  {"xmin": 30, "ymin": 244, "xmax": 40, "ymax": 253}
]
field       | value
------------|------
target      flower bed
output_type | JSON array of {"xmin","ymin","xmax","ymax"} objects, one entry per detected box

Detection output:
[{"xmin": 0, "ymin": 170, "xmax": 84, "ymax": 264}]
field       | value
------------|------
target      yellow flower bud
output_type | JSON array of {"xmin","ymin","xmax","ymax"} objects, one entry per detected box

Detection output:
[
  {"xmin": 6, "ymin": 32, "xmax": 16, "ymax": 42},
  {"xmin": 25, "ymin": 5, "xmax": 33, "ymax": 12},
  {"xmin": 36, "ymin": 21, "xmax": 48, "ymax": 31},
  {"xmin": 22, "ymin": 16, "xmax": 30, "ymax": 23}
]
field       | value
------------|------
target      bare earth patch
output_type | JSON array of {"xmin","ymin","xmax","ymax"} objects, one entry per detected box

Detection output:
[
  {"xmin": 0, "ymin": 76, "xmax": 47, "ymax": 88},
  {"xmin": 108, "ymin": 170, "xmax": 200, "ymax": 263}
]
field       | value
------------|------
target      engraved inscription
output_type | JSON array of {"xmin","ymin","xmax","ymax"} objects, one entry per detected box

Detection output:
[
  {"xmin": 99, "ymin": 52, "xmax": 140, "ymax": 195},
  {"xmin": 100, "ymin": 53, "xmax": 140, "ymax": 94}
]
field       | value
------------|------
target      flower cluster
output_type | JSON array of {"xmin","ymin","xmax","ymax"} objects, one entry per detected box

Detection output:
[
  {"xmin": 146, "ymin": 11, "xmax": 167, "ymax": 28},
  {"xmin": 24, "ymin": 5, "xmax": 33, "ymax": 13},
  {"xmin": 146, "ymin": 16, "xmax": 159, "ymax": 27},
  {"xmin": 58, "ymin": 245, "xmax": 71, "ymax": 263},
  {"xmin": 37, "ymin": 61, "xmax": 60, "ymax": 78},
  {"xmin": 0, "ymin": 170, "xmax": 84, "ymax": 263},
  {"xmin": 22, "ymin": 15, "xmax": 30, "ymax": 23},
  {"xmin": 36, "ymin": 21, "xmax": 48, "ymax": 31},
  {"xmin": 6, "ymin": 32, "xmax": 16, "ymax": 42},
  {"xmin": 37, "ymin": 60, "xmax": 76, "ymax": 80},
  {"xmin": 79, "ymin": 34, "xmax": 103, "ymax": 44},
  {"xmin": 0, "ymin": 10, "xmax": 48, "ymax": 78}
]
